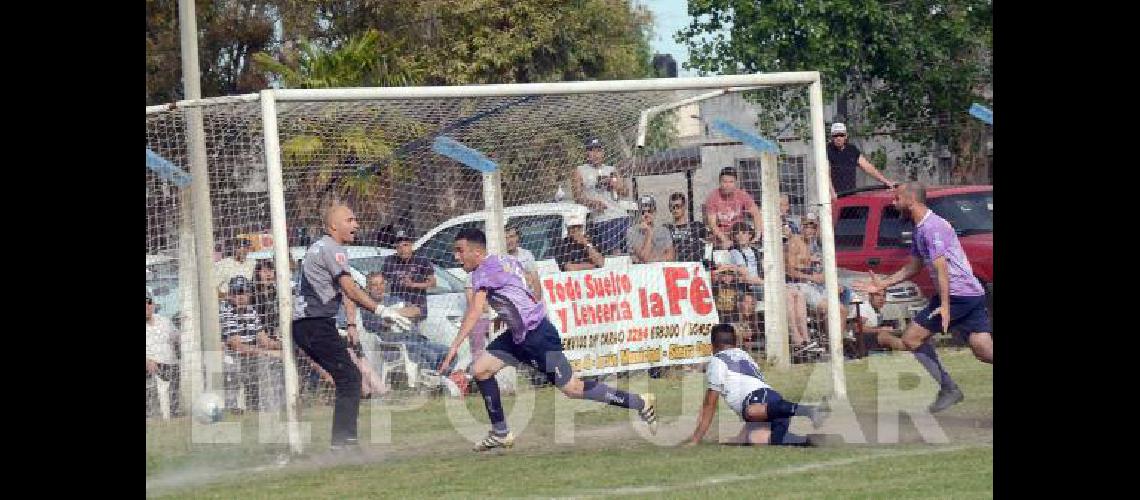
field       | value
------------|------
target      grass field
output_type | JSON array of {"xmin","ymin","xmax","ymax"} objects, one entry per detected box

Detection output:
[{"xmin": 146, "ymin": 347, "xmax": 992, "ymax": 498}]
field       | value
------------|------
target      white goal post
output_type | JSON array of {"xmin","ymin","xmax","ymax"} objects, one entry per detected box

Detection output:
[{"xmin": 145, "ymin": 72, "xmax": 847, "ymax": 457}]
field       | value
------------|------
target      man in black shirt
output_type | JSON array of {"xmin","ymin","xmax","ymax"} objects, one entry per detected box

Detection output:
[
  {"xmin": 380, "ymin": 229, "xmax": 436, "ymax": 321},
  {"xmin": 554, "ymin": 212, "xmax": 606, "ymax": 271},
  {"xmin": 826, "ymin": 122, "xmax": 896, "ymax": 199},
  {"xmin": 664, "ymin": 192, "xmax": 709, "ymax": 263}
]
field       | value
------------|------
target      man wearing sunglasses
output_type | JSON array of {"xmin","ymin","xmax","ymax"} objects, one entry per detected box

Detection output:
[
  {"xmin": 625, "ymin": 195, "xmax": 675, "ymax": 264},
  {"xmin": 664, "ymin": 192, "xmax": 709, "ymax": 263},
  {"xmin": 826, "ymin": 122, "xmax": 896, "ymax": 200}
]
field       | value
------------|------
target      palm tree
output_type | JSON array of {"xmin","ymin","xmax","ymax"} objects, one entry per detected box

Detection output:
[
  {"xmin": 253, "ymin": 29, "xmax": 421, "ymax": 89},
  {"xmin": 253, "ymin": 29, "xmax": 425, "ymax": 234}
]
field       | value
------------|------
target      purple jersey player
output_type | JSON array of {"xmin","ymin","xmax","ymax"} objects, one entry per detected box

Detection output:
[
  {"xmin": 469, "ymin": 253, "xmax": 547, "ymax": 345},
  {"xmin": 855, "ymin": 182, "xmax": 993, "ymax": 414},
  {"xmin": 438, "ymin": 228, "xmax": 658, "ymax": 452}
]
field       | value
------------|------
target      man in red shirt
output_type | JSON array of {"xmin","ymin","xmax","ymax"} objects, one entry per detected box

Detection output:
[{"xmin": 705, "ymin": 167, "xmax": 762, "ymax": 249}]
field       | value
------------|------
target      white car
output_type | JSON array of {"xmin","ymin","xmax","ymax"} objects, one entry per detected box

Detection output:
[
  {"xmin": 412, "ymin": 202, "xmax": 636, "ymax": 280},
  {"xmin": 248, "ymin": 246, "xmax": 474, "ymax": 369}
]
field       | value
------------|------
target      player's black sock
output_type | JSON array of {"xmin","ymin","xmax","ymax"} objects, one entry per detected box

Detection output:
[
  {"xmin": 772, "ymin": 432, "xmax": 813, "ymax": 447},
  {"xmin": 476, "ymin": 377, "xmax": 509, "ymax": 435},
  {"xmin": 766, "ymin": 399, "xmax": 809, "ymax": 420},
  {"xmin": 581, "ymin": 379, "xmax": 644, "ymax": 410},
  {"xmin": 914, "ymin": 342, "xmax": 958, "ymax": 391}
]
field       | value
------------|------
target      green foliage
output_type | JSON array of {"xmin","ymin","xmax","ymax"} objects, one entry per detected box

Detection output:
[
  {"xmin": 146, "ymin": 0, "xmax": 278, "ymax": 104},
  {"xmin": 252, "ymin": 29, "xmax": 422, "ymax": 89},
  {"xmin": 147, "ymin": 1, "xmax": 678, "ymax": 230},
  {"xmin": 148, "ymin": 0, "xmax": 660, "ymax": 104},
  {"xmin": 644, "ymin": 110, "xmax": 679, "ymax": 155},
  {"xmin": 679, "ymin": 0, "xmax": 992, "ymax": 170}
]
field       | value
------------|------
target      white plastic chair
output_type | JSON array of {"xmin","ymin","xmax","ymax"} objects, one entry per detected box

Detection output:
[{"xmin": 374, "ymin": 340, "xmax": 420, "ymax": 389}]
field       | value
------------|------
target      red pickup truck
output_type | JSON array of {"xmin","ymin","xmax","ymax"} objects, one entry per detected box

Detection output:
[{"xmin": 832, "ymin": 185, "xmax": 993, "ymax": 313}]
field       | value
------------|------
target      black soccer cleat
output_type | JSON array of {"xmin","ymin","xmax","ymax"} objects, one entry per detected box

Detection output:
[{"xmin": 928, "ymin": 387, "xmax": 965, "ymax": 414}]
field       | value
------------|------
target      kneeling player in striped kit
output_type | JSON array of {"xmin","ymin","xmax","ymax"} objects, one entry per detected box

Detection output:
[{"xmin": 685, "ymin": 323, "xmax": 829, "ymax": 446}]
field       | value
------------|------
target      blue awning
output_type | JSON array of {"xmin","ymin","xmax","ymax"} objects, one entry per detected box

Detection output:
[{"xmin": 146, "ymin": 149, "xmax": 192, "ymax": 187}]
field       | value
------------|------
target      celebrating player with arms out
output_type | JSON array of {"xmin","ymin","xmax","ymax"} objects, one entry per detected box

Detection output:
[{"xmin": 854, "ymin": 182, "xmax": 993, "ymax": 413}]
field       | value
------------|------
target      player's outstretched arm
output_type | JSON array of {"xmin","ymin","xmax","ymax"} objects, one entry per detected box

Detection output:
[
  {"xmin": 339, "ymin": 275, "xmax": 412, "ymax": 332},
  {"xmin": 343, "ymin": 300, "xmax": 359, "ymax": 344},
  {"xmin": 857, "ymin": 256, "xmax": 920, "ymax": 294},
  {"xmin": 439, "ymin": 290, "xmax": 489, "ymax": 372},
  {"xmin": 885, "ymin": 256, "xmax": 922, "ymax": 287},
  {"xmin": 685, "ymin": 389, "xmax": 721, "ymax": 446},
  {"xmin": 339, "ymin": 274, "xmax": 379, "ymax": 312}
]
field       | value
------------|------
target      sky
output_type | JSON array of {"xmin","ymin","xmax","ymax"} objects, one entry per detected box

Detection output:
[{"xmin": 637, "ymin": 0, "xmax": 698, "ymax": 77}]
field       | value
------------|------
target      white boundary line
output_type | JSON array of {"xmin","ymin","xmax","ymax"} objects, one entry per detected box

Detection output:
[{"xmin": 544, "ymin": 444, "xmax": 988, "ymax": 499}]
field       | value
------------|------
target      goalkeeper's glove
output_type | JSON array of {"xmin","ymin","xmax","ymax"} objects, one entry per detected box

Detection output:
[{"xmin": 375, "ymin": 303, "xmax": 413, "ymax": 332}]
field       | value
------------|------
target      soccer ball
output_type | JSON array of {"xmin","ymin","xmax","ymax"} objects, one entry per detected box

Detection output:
[{"xmin": 193, "ymin": 392, "xmax": 225, "ymax": 424}]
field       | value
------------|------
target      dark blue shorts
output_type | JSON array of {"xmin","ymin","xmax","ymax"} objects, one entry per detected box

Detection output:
[
  {"xmin": 485, "ymin": 318, "xmax": 574, "ymax": 387},
  {"xmin": 743, "ymin": 387, "xmax": 790, "ymax": 445},
  {"xmin": 914, "ymin": 294, "xmax": 991, "ymax": 343}
]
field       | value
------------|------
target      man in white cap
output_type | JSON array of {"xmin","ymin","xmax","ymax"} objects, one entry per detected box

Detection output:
[
  {"xmin": 826, "ymin": 122, "xmax": 896, "ymax": 199},
  {"xmin": 554, "ymin": 212, "xmax": 606, "ymax": 272}
]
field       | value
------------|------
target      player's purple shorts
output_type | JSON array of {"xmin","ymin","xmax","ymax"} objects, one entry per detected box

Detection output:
[{"xmin": 914, "ymin": 294, "xmax": 991, "ymax": 343}]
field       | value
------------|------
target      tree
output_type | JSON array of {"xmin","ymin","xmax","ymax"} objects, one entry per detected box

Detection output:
[
  {"xmin": 679, "ymin": 0, "xmax": 992, "ymax": 177},
  {"xmin": 248, "ymin": 1, "xmax": 661, "ymax": 231},
  {"xmin": 422, "ymin": 0, "xmax": 655, "ymax": 84},
  {"xmin": 252, "ymin": 29, "xmax": 422, "ymax": 88},
  {"xmin": 149, "ymin": 0, "xmax": 667, "ymax": 235},
  {"xmin": 305, "ymin": 0, "xmax": 658, "ymax": 85},
  {"xmin": 251, "ymin": 29, "xmax": 426, "ymax": 230},
  {"xmin": 145, "ymin": 0, "xmax": 182, "ymax": 105},
  {"xmin": 146, "ymin": 0, "xmax": 284, "ymax": 105},
  {"xmin": 149, "ymin": 1, "xmax": 659, "ymax": 105}
]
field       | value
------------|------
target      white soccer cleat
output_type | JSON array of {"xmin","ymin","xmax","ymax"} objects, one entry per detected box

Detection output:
[
  {"xmin": 473, "ymin": 431, "xmax": 515, "ymax": 452},
  {"xmin": 638, "ymin": 393, "xmax": 658, "ymax": 435}
]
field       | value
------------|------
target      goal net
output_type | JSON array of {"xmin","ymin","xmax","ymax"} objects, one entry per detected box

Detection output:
[{"xmin": 145, "ymin": 74, "xmax": 843, "ymax": 467}]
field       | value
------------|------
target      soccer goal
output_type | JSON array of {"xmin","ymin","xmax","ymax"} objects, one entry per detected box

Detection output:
[{"xmin": 145, "ymin": 72, "xmax": 846, "ymax": 458}]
